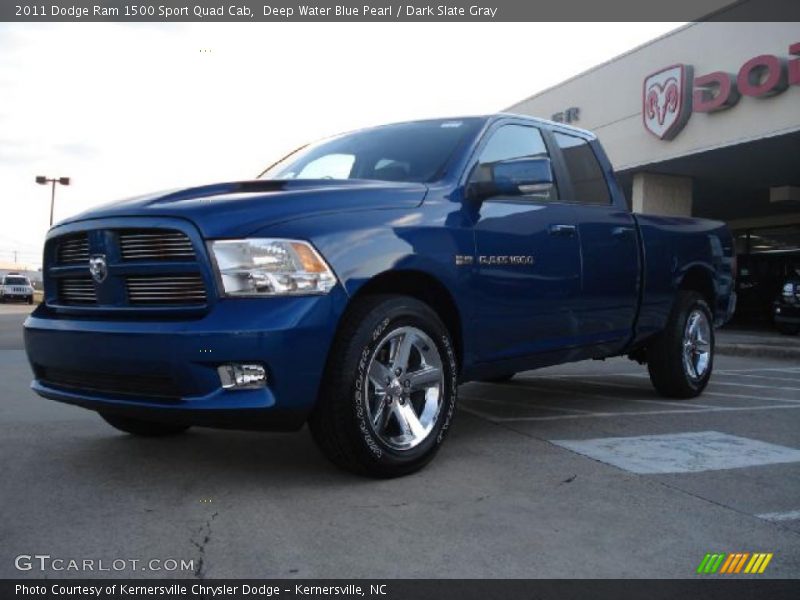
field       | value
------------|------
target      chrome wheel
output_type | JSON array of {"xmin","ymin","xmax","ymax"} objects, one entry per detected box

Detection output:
[
  {"xmin": 682, "ymin": 309, "xmax": 711, "ymax": 380},
  {"xmin": 364, "ymin": 326, "xmax": 445, "ymax": 451}
]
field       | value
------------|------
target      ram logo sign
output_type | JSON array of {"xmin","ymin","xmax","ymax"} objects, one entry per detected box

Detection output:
[
  {"xmin": 642, "ymin": 64, "xmax": 693, "ymax": 140},
  {"xmin": 644, "ymin": 42, "xmax": 800, "ymax": 140}
]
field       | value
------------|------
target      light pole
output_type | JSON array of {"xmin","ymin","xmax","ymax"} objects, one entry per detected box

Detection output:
[{"xmin": 35, "ymin": 175, "xmax": 70, "ymax": 227}]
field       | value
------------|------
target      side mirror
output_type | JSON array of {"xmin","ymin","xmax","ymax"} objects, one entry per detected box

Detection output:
[{"xmin": 467, "ymin": 157, "xmax": 554, "ymax": 202}]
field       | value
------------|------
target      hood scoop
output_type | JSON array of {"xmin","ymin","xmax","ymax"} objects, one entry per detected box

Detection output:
[{"xmin": 153, "ymin": 179, "xmax": 411, "ymax": 205}]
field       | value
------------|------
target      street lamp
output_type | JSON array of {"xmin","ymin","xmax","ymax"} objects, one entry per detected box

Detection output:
[{"xmin": 36, "ymin": 175, "xmax": 70, "ymax": 227}]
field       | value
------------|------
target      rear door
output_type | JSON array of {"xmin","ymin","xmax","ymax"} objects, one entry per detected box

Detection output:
[
  {"xmin": 552, "ymin": 131, "xmax": 640, "ymax": 353},
  {"xmin": 470, "ymin": 121, "xmax": 582, "ymax": 361}
]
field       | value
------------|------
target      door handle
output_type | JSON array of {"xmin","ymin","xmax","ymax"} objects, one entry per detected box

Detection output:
[
  {"xmin": 548, "ymin": 224, "xmax": 577, "ymax": 237},
  {"xmin": 612, "ymin": 226, "xmax": 634, "ymax": 239}
]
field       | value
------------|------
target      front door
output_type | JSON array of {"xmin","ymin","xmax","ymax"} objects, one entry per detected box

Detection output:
[{"xmin": 469, "ymin": 122, "xmax": 582, "ymax": 362}]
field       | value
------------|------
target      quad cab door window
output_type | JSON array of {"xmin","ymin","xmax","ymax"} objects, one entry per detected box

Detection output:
[
  {"xmin": 467, "ymin": 124, "xmax": 558, "ymax": 203},
  {"xmin": 553, "ymin": 131, "xmax": 639, "ymax": 353}
]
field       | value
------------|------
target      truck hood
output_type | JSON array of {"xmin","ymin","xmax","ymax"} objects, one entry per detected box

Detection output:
[{"xmin": 58, "ymin": 179, "xmax": 428, "ymax": 238}]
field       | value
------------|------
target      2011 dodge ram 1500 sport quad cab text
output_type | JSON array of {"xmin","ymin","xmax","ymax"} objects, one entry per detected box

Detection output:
[{"xmin": 24, "ymin": 115, "xmax": 736, "ymax": 477}]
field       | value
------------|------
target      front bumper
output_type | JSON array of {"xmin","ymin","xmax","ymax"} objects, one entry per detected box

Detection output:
[{"xmin": 23, "ymin": 289, "xmax": 347, "ymax": 430}]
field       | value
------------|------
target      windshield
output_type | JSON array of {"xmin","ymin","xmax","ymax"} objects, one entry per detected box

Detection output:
[
  {"xmin": 4, "ymin": 277, "xmax": 28, "ymax": 285},
  {"xmin": 261, "ymin": 118, "xmax": 484, "ymax": 184}
]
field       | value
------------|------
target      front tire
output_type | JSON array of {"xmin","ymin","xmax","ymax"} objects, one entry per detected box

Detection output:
[
  {"xmin": 647, "ymin": 291, "xmax": 714, "ymax": 398},
  {"xmin": 309, "ymin": 294, "xmax": 458, "ymax": 478},
  {"xmin": 100, "ymin": 413, "xmax": 190, "ymax": 437}
]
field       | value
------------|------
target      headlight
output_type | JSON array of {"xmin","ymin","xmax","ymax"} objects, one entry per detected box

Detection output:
[{"xmin": 210, "ymin": 239, "xmax": 337, "ymax": 296}]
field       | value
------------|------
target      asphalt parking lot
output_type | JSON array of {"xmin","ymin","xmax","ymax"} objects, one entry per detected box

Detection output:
[{"xmin": 1, "ymin": 304, "xmax": 798, "ymax": 579}]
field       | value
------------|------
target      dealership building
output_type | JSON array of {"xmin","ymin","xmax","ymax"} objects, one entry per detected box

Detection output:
[{"xmin": 507, "ymin": 21, "xmax": 799, "ymax": 321}]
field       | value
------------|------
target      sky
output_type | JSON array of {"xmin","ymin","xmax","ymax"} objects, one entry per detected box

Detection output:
[{"xmin": 0, "ymin": 22, "xmax": 680, "ymax": 268}]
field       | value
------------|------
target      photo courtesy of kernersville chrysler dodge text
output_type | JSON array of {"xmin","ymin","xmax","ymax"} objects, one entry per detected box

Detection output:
[{"xmin": 23, "ymin": 114, "xmax": 735, "ymax": 478}]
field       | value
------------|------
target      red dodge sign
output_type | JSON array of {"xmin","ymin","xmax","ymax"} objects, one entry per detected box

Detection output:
[{"xmin": 643, "ymin": 42, "xmax": 799, "ymax": 140}]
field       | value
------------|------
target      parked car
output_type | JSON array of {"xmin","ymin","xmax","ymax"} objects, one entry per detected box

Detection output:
[
  {"xmin": 24, "ymin": 115, "xmax": 736, "ymax": 477},
  {"xmin": 774, "ymin": 276, "xmax": 800, "ymax": 335},
  {"xmin": 1, "ymin": 273, "xmax": 34, "ymax": 304},
  {"xmin": 734, "ymin": 252, "xmax": 800, "ymax": 325}
]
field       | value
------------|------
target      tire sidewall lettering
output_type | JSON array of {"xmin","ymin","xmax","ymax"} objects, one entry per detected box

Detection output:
[
  {"xmin": 436, "ymin": 333, "xmax": 458, "ymax": 445},
  {"xmin": 354, "ymin": 317, "xmax": 391, "ymax": 458}
]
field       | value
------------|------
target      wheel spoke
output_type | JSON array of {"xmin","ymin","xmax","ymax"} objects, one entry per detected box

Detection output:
[
  {"xmin": 393, "ymin": 401, "xmax": 426, "ymax": 439},
  {"xmin": 406, "ymin": 366, "xmax": 441, "ymax": 392},
  {"xmin": 368, "ymin": 360, "xmax": 392, "ymax": 390},
  {"xmin": 391, "ymin": 332, "xmax": 416, "ymax": 373},
  {"xmin": 372, "ymin": 400, "xmax": 389, "ymax": 431},
  {"xmin": 682, "ymin": 309, "xmax": 711, "ymax": 380}
]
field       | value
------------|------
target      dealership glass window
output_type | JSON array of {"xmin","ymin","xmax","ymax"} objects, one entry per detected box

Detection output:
[
  {"xmin": 553, "ymin": 132, "xmax": 611, "ymax": 205},
  {"xmin": 470, "ymin": 124, "xmax": 557, "ymax": 202},
  {"xmin": 734, "ymin": 225, "xmax": 800, "ymax": 283},
  {"xmin": 747, "ymin": 225, "xmax": 800, "ymax": 254},
  {"xmin": 734, "ymin": 231, "xmax": 750, "ymax": 256}
]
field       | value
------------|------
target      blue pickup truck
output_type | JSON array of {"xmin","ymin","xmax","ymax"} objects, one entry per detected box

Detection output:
[{"xmin": 24, "ymin": 114, "xmax": 735, "ymax": 477}]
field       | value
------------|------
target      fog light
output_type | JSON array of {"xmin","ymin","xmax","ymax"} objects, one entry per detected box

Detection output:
[{"xmin": 218, "ymin": 364, "xmax": 267, "ymax": 389}]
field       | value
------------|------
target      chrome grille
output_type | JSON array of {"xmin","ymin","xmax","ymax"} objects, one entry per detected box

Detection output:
[
  {"xmin": 119, "ymin": 230, "xmax": 195, "ymax": 261},
  {"xmin": 59, "ymin": 277, "xmax": 97, "ymax": 305},
  {"xmin": 57, "ymin": 235, "xmax": 89, "ymax": 264},
  {"xmin": 125, "ymin": 275, "xmax": 207, "ymax": 305}
]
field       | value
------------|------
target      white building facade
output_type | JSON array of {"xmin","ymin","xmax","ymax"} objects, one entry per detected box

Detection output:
[{"xmin": 507, "ymin": 22, "xmax": 800, "ymax": 321}]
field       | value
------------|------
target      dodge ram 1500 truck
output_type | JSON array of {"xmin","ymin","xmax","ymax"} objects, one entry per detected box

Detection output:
[{"xmin": 24, "ymin": 115, "xmax": 736, "ymax": 477}]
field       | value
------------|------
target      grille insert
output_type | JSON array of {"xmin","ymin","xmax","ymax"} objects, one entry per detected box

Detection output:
[
  {"xmin": 59, "ymin": 277, "xmax": 97, "ymax": 305},
  {"xmin": 119, "ymin": 230, "xmax": 196, "ymax": 261},
  {"xmin": 57, "ymin": 234, "xmax": 89, "ymax": 264},
  {"xmin": 36, "ymin": 366, "xmax": 180, "ymax": 401},
  {"xmin": 125, "ymin": 274, "xmax": 207, "ymax": 305}
]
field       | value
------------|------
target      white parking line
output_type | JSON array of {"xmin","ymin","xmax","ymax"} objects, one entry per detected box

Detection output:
[
  {"xmin": 478, "ymin": 378, "xmax": 723, "ymax": 410},
  {"xmin": 704, "ymin": 391, "xmax": 800, "ymax": 405},
  {"xmin": 610, "ymin": 372, "xmax": 800, "ymax": 393},
  {"xmin": 503, "ymin": 374, "xmax": 800, "ymax": 406},
  {"xmin": 756, "ymin": 510, "xmax": 800, "ymax": 522},
  {"xmin": 462, "ymin": 394, "xmax": 594, "ymax": 415},
  {"xmin": 715, "ymin": 372, "xmax": 800, "ymax": 384},
  {"xmin": 515, "ymin": 375, "xmax": 671, "ymax": 394},
  {"xmin": 459, "ymin": 402, "xmax": 800, "ymax": 422},
  {"xmin": 459, "ymin": 405, "xmax": 511, "ymax": 422},
  {"xmin": 717, "ymin": 367, "xmax": 800, "ymax": 373},
  {"xmin": 700, "ymin": 380, "xmax": 800, "ymax": 392},
  {"xmin": 551, "ymin": 431, "xmax": 800, "ymax": 474}
]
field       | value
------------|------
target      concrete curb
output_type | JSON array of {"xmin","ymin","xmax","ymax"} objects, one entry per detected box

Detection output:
[{"xmin": 716, "ymin": 343, "xmax": 800, "ymax": 361}]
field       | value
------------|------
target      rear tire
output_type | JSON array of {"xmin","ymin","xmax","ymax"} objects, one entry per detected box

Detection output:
[
  {"xmin": 647, "ymin": 291, "xmax": 714, "ymax": 399},
  {"xmin": 309, "ymin": 294, "xmax": 458, "ymax": 478},
  {"xmin": 100, "ymin": 413, "xmax": 190, "ymax": 437}
]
